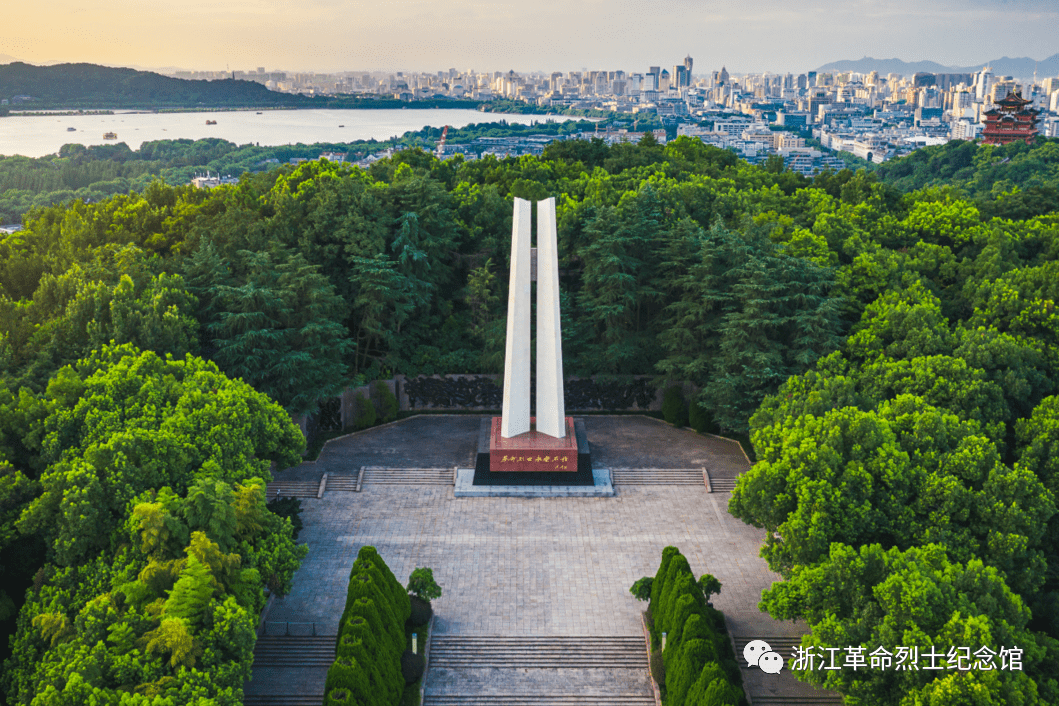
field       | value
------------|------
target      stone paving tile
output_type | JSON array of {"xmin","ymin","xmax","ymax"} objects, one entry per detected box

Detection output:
[
  {"xmin": 266, "ymin": 486, "xmax": 776, "ymax": 636},
  {"xmin": 426, "ymin": 667, "xmax": 653, "ymax": 696},
  {"xmin": 252, "ymin": 416, "xmax": 837, "ymax": 704}
]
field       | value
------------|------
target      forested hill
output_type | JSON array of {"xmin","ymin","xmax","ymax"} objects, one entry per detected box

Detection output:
[
  {"xmin": 873, "ymin": 136, "xmax": 1059, "ymax": 218},
  {"xmin": 0, "ymin": 62, "xmax": 311, "ymax": 108}
]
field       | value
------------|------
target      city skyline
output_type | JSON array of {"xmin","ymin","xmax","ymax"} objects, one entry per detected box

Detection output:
[{"xmin": 2, "ymin": 0, "xmax": 1058, "ymax": 76}]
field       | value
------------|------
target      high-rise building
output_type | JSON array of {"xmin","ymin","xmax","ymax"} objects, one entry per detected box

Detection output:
[
  {"xmin": 719, "ymin": 66, "xmax": 729, "ymax": 85},
  {"xmin": 976, "ymin": 67, "xmax": 994, "ymax": 102},
  {"xmin": 673, "ymin": 65, "xmax": 689, "ymax": 88},
  {"xmin": 684, "ymin": 55, "xmax": 693, "ymax": 75}
]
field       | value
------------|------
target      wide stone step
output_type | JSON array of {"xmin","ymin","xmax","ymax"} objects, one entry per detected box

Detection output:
[
  {"xmin": 710, "ymin": 477, "xmax": 739, "ymax": 492},
  {"xmin": 253, "ymin": 636, "xmax": 336, "ymax": 667},
  {"xmin": 266, "ymin": 481, "xmax": 321, "ymax": 499},
  {"xmin": 423, "ymin": 697, "xmax": 655, "ymax": 705},
  {"xmin": 611, "ymin": 468, "xmax": 705, "ymax": 485},
  {"xmin": 430, "ymin": 636, "xmax": 647, "ymax": 668},
  {"xmin": 363, "ymin": 467, "xmax": 454, "ymax": 485},
  {"xmin": 751, "ymin": 696, "xmax": 844, "ymax": 705},
  {"xmin": 322, "ymin": 475, "xmax": 358, "ymax": 491},
  {"xmin": 243, "ymin": 697, "xmax": 323, "ymax": 706}
]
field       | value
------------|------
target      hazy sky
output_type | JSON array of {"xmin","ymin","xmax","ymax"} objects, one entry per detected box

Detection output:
[{"xmin": 2, "ymin": 0, "xmax": 1057, "ymax": 75}]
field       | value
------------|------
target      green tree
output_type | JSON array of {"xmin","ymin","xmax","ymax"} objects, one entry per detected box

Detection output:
[
  {"xmin": 761, "ymin": 542, "xmax": 1059, "ymax": 705},
  {"xmin": 209, "ymin": 249, "xmax": 353, "ymax": 413},
  {"xmin": 16, "ymin": 344, "xmax": 303, "ymax": 567}
]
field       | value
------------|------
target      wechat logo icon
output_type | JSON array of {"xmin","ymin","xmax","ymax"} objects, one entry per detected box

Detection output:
[{"xmin": 744, "ymin": 639, "xmax": 784, "ymax": 674}]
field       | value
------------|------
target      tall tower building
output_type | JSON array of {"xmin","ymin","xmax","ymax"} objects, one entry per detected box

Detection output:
[{"xmin": 684, "ymin": 55, "xmax": 693, "ymax": 77}]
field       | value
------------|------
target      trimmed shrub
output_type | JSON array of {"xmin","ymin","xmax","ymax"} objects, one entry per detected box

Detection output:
[
  {"xmin": 679, "ymin": 613, "xmax": 712, "ymax": 646},
  {"xmin": 407, "ymin": 567, "xmax": 442, "ymax": 602},
  {"xmin": 666, "ymin": 593, "xmax": 708, "ymax": 653},
  {"xmin": 630, "ymin": 576, "xmax": 653, "ymax": 602},
  {"xmin": 345, "ymin": 597, "xmax": 398, "ymax": 660},
  {"xmin": 662, "ymin": 385, "xmax": 688, "ymax": 427},
  {"xmin": 650, "ymin": 646, "xmax": 666, "ymax": 693},
  {"xmin": 698, "ymin": 574, "xmax": 722, "ymax": 603},
  {"xmin": 373, "ymin": 380, "xmax": 399, "ymax": 423},
  {"xmin": 686, "ymin": 662, "xmax": 743, "ymax": 706},
  {"xmin": 336, "ymin": 632, "xmax": 372, "ymax": 664},
  {"xmin": 350, "ymin": 392, "xmax": 376, "ymax": 430},
  {"xmin": 401, "ymin": 649, "xmax": 426, "ymax": 684},
  {"xmin": 648, "ymin": 547, "xmax": 746, "ymax": 706},
  {"xmin": 345, "ymin": 572, "xmax": 398, "ymax": 627},
  {"xmin": 324, "ymin": 657, "xmax": 372, "ymax": 704},
  {"xmin": 689, "ymin": 401, "xmax": 718, "ymax": 434},
  {"xmin": 409, "ymin": 595, "xmax": 433, "ymax": 627},
  {"xmin": 667, "ymin": 638, "xmax": 722, "ymax": 706},
  {"xmin": 659, "ymin": 556, "xmax": 695, "ymax": 634},
  {"xmin": 325, "ymin": 688, "xmax": 351, "ymax": 705},
  {"xmin": 339, "ymin": 617, "xmax": 386, "ymax": 664},
  {"xmin": 339, "ymin": 615, "xmax": 402, "ymax": 703},
  {"xmin": 358, "ymin": 545, "xmax": 411, "ymax": 623},
  {"xmin": 326, "ymin": 545, "xmax": 408, "ymax": 706},
  {"xmin": 651, "ymin": 546, "xmax": 681, "ymax": 613}
]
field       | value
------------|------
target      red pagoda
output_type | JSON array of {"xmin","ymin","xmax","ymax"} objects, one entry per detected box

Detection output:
[{"xmin": 982, "ymin": 91, "xmax": 1040, "ymax": 146}]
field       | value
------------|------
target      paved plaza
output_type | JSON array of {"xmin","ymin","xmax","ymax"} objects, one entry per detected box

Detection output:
[{"xmin": 248, "ymin": 415, "xmax": 840, "ymax": 704}]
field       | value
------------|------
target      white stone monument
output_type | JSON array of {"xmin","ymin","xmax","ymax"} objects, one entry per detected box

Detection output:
[{"xmin": 499, "ymin": 197, "xmax": 567, "ymax": 440}]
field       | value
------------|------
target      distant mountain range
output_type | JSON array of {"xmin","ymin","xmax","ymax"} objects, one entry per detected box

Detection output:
[
  {"xmin": 0, "ymin": 54, "xmax": 20, "ymax": 65},
  {"xmin": 0, "ymin": 62, "xmax": 310, "ymax": 108},
  {"xmin": 817, "ymin": 54, "xmax": 1059, "ymax": 79}
]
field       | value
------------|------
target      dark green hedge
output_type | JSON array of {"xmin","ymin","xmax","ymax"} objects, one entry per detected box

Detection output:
[
  {"xmin": 649, "ymin": 546, "xmax": 746, "ymax": 706},
  {"xmin": 325, "ymin": 545, "xmax": 413, "ymax": 706}
]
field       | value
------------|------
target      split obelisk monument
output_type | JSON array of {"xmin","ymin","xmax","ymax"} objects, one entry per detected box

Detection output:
[{"xmin": 486, "ymin": 197, "xmax": 584, "ymax": 477}]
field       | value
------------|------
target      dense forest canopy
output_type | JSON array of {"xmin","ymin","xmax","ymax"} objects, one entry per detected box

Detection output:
[{"xmin": 0, "ymin": 133, "xmax": 1058, "ymax": 704}]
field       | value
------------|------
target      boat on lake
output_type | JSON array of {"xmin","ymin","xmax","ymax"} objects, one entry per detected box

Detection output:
[
  {"xmin": 206, "ymin": 120, "xmax": 217, "ymax": 125},
  {"xmin": 103, "ymin": 132, "xmax": 117, "ymax": 140},
  {"xmin": 67, "ymin": 127, "xmax": 76, "ymax": 132}
]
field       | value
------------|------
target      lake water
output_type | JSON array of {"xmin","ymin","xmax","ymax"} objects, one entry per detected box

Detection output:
[{"xmin": 0, "ymin": 108, "xmax": 565, "ymax": 158}]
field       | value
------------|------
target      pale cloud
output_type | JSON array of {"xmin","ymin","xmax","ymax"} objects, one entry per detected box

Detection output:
[{"xmin": 0, "ymin": 0, "xmax": 1055, "ymax": 74}]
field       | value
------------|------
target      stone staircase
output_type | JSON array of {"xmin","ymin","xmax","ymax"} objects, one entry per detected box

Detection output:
[
  {"xmin": 243, "ymin": 635, "xmax": 334, "ymax": 706},
  {"xmin": 243, "ymin": 697, "xmax": 323, "ymax": 706},
  {"xmin": 610, "ymin": 468, "xmax": 706, "ymax": 486},
  {"xmin": 429, "ymin": 635, "xmax": 648, "ymax": 668},
  {"xmin": 252, "ymin": 635, "xmax": 335, "ymax": 668},
  {"xmin": 266, "ymin": 480, "xmax": 321, "ymax": 500},
  {"xmin": 362, "ymin": 466, "xmax": 454, "ymax": 485},
  {"xmin": 322, "ymin": 474, "xmax": 359, "ymax": 492},
  {"xmin": 708, "ymin": 476, "xmax": 739, "ymax": 492},
  {"xmin": 424, "ymin": 635, "xmax": 655, "ymax": 706},
  {"xmin": 424, "ymin": 698, "xmax": 656, "ymax": 705}
]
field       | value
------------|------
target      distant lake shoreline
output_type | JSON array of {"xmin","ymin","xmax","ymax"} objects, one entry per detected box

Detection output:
[
  {"xmin": 1, "ymin": 108, "xmax": 573, "ymax": 158},
  {"xmin": 5, "ymin": 103, "xmax": 530, "ymax": 117}
]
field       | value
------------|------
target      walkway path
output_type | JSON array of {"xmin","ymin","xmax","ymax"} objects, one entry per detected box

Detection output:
[{"xmin": 245, "ymin": 415, "xmax": 842, "ymax": 705}]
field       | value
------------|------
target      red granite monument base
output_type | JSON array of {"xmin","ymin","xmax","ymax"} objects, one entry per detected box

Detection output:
[{"xmin": 489, "ymin": 417, "xmax": 578, "ymax": 473}]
